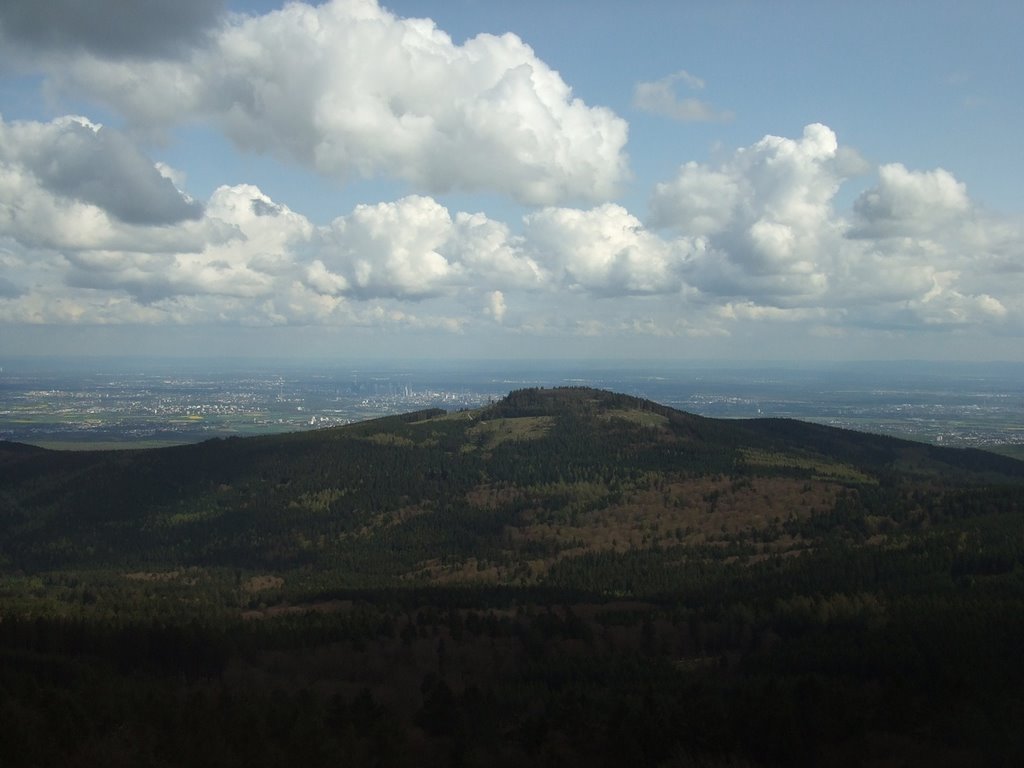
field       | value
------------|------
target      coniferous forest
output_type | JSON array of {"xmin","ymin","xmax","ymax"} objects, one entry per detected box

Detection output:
[{"xmin": 2, "ymin": 387, "xmax": 1024, "ymax": 766}]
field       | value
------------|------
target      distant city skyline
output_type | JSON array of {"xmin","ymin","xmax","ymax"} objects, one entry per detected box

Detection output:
[
  {"xmin": 5, "ymin": 358, "xmax": 1024, "ymax": 451},
  {"xmin": 1, "ymin": 0, "xmax": 1023, "ymax": 361}
]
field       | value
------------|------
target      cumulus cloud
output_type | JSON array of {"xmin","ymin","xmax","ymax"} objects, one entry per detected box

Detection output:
[
  {"xmin": 321, "ymin": 196, "xmax": 457, "ymax": 300},
  {"xmin": 308, "ymin": 197, "xmax": 551, "ymax": 302},
  {"xmin": 305, "ymin": 260, "xmax": 350, "ymax": 297},
  {"xmin": 448, "ymin": 213, "xmax": 544, "ymax": 289},
  {"xmin": 651, "ymin": 123, "xmax": 842, "ymax": 302},
  {"xmin": 1, "ymin": 112, "xmax": 1021, "ymax": 344},
  {"xmin": 633, "ymin": 71, "xmax": 733, "ymax": 122},
  {"xmin": 0, "ymin": 119, "xmax": 548, "ymax": 323},
  {"xmin": 0, "ymin": 115, "xmax": 203, "ymax": 226},
  {"xmin": 911, "ymin": 274, "xmax": 1007, "ymax": 325},
  {"xmin": 49, "ymin": 0, "xmax": 628, "ymax": 205},
  {"xmin": 306, "ymin": 199, "xmax": 701, "ymax": 305},
  {"xmin": 0, "ymin": 115, "xmax": 216, "ymax": 256},
  {"xmin": 645, "ymin": 123, "xmax": 1024, "ymax": 333},
  {"xmin": 524, "ymin": 204, "xmax": 690, "ymax": 295},
  {"xmin": 0, "ymin": 0, "xmax": 224, "ymax": 60},
  {"xmin": 849, "ymin": 163, "xmax": 971, "ymax": 238},
  {"xmin": 648, "ymin": 163, "xmax": 740, "ymax": 237},
  {"xmin": 61, "ymin": 184, "xmax": 311, "ymax": 304}
]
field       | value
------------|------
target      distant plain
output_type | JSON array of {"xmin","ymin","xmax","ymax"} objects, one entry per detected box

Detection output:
[{"xmin": 3, "ymin": 358, "xmax": 1024, "ymax": 455}]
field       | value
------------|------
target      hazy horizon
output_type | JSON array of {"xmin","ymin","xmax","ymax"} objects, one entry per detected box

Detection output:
[{"xmin": 5, "ymin": 357, "xmax": 1023, "ymax": 454}]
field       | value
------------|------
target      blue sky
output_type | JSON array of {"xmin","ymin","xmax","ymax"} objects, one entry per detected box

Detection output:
[{"xmin": 1, "ymin": 0, "xmax": 1022, "ymax": 361}]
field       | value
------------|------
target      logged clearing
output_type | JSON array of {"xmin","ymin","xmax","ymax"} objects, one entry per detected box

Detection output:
[
  {"xmin": 600, "ymin": 409, "xmax": 670, "ymax": 429},
  {"xmin": 740, "ymin": 447, "xmax": 875, "ymax": 483},
  {"xmin": 464, "ymin": 416, "xmax": 553, "ymax": 450}
]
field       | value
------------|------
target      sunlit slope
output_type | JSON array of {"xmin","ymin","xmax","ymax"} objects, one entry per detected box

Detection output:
[{"xmin": 1, "ymin": 387, "xmax": 1022, "ymax": 579}]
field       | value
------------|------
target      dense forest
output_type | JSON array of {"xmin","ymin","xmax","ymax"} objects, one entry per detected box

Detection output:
[{"xmin": 2, "ymin": 387, "xmax": 1023, "ymax": 766}]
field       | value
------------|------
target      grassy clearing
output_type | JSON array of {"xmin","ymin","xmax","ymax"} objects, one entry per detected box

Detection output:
[
  {"xmin": 600, "ymin": 409, "xmax": 670, "ymax": 429},
  {"xmin": 740, "ymin": 448, "xmax": 875, "ymax": 483},
  {"xmin": 429, "ymin": 410, "xmax": 479, "ymax": 422},
  {"xmin": 464, "ymin": 416, "xmax": 553, "ymax": 450},
  {"xmin": 363, "ymin": 432, "xmax": 416, "ymax": 447},
  {"xmin": 166, "ymin": 506, "xmax": 225, "ymax": 527},
  {"xmin": 290, "ymin": 488, "xmax": 348, "ymax": 514}
]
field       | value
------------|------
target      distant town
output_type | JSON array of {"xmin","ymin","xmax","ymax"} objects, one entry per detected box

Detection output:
[{"xmin": 2, "ymin": 359, "xmax": 1023, "ymax": 454}]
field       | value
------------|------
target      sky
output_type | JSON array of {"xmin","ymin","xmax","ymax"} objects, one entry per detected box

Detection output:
[{"xmin": 1, "ymin": 0, "xmax": 1023, "ymax": 362}]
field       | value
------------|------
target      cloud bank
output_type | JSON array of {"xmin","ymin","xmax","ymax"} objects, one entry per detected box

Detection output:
[
  {"xmin": 0, "ymin": 0, "xmax": 1020, "ymax": 356},
  {"xmin": 1, "ymin": 112, "xmax": 1020, "ymax": 344},
  {"xmin": 43, "ymin": 0, "xmax": 628, "ymax": 206}
]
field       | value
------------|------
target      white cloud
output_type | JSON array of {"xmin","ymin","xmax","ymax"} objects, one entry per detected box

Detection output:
[
  {"xmin": 305, "ymin": 260, "xmax": 350, "ymax": 296},
  {"xmin": 633, "ymin": 71, "xmax": 733, "ymax": 123},
  {"xmin": 849, "ymin": 163, "xmax": 971, "ymax": 238},
  {"xmin": 901, "ymin": 271, "xmax": 1008, "ymax": 326},
  {"xmin": 203, "ymin": 184, "xmax": 313, "ymax": 275},
  {"xmin": 48, "ymin": 0, "xmax": 628, "ymax": 205},
  {"xmin": 60, "ymin": 183, "xmax": 312, "ymax": 304},
  {"xmin": 648, "ymin": 162, "xmax": 740, "ymax": 236},
  {"xmin": 448, "ymin": 213, "xmax": 545, "ymax": 289},
  {"xmin": 154, "ymin": 161, "xmax": 187, "ymax": 190},
  {"xmin": 524, "ymin": 204, "xmax": 690, "ymax": 295},
  {"xmin": 646, "ymin": 123, "xmax": 1024, "ymax": 333},
  {"xmin": 716, "ymin": 302, "xmax": 833, "ymax": 323},
  {"xmin": 0, "ymin": 121, "xmax": 318, "ymax": 316},
  {"xmin": 0, "ymin": 114, "xmax": 203, "ymax": 226},
  {"xmin": 0, "ymin": 115, "xmax": 218, "ymax": 255},
  {"xmin": 652, "ymin": 123, "xmax": 842, "ymax": 303},
  {"xmin": 1, "ymin": 114, "xmax": 1021, "ymax": 344},
  {"xmin": 321, "ymin": 196, "xmax": 457, "ymax": 300},
  {"xmin": 487, "ymin": 290, "xmax": 507, "ymax": 323}
]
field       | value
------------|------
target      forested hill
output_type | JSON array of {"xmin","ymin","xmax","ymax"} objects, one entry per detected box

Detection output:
[
  {"xmin": 4, "ymin": 388, "xmax": 1024, "ymax": 767},
  {"xmin": 1, "ymin": 386, "xmax": 1022, "ymax": 579},
  {"xmin": 491, "ymin": 386, "xmax": 1024, "ymax": 479}
]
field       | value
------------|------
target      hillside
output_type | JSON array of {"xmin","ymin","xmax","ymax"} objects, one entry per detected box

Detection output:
[
  {"xmin": 2, "ymin": 387, "xmax": 1024, "ymax": 766},
  {"xmin": 2, "ymin": 386, "xmax": 1022, "ymax": 583}
]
